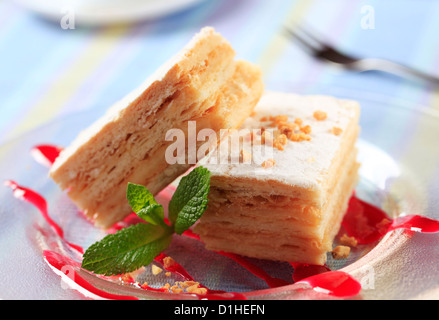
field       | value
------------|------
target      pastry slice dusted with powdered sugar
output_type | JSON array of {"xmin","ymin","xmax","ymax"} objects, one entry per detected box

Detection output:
[
  {"xmin": 49, "ymin": 27, "xmax": 263, "ymax": 228},
  {"xmin": 195, "ymin": 91, "xmax": 360, "ymax": 265}
]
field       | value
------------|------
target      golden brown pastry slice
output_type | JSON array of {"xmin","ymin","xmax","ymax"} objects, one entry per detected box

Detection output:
[
  {"xmin": 195, "ymin": 91, "xmax": 360, "ymax": 265},
  {"xmin": 49, "ymin": 27, "xmax": 263, "ymax": 228}
]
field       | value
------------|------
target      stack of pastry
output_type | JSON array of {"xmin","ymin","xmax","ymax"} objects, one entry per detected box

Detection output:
[
  {"xmin": 49, "ymin": 27, "xmax": 263, "ymax": 228},
  {"xmin": 49, "ymin": 25, "xmax": 361, "ymax": 266},
  {"xmin": 195, "ymin": 91, "xmax": 360, "ymax": 265}
]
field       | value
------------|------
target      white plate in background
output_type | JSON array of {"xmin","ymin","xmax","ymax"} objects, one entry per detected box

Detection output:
[{"xmin": 14, "ymin": 0, "xmax": 204, "ymax": 26}]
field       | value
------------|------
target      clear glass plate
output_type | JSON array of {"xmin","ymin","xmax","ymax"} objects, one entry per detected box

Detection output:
[{"xmin": 1, "ymin": 84, "xmax": 439, "ymax": 300}]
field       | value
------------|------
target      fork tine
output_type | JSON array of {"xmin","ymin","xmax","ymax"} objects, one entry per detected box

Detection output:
[
  {"xmin": 283, "ymin": 24, "xmax": 323, "ymax": 54},
  {"xmin": 293, "ymin": 23, "xmax": 327, "ymax": 48},
  {"xmin": 282, "ymin": 28, "xmax": 317, "ymax": 54},
  {"xmin": 293, "ymin": 23, "xmax": 358, "ymax": 64}
]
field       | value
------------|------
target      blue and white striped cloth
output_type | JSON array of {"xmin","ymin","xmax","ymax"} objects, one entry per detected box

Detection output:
[{"xmin": 1, "ymin": 0, "xmax": 439, "ymax": 145}]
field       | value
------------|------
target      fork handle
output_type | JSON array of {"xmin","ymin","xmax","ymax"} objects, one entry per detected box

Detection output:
[{"xmin": 349, "ymin": 58, "xmax": 439, "ymax": 86}]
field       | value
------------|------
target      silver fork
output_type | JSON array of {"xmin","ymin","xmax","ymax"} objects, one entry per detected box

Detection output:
[{"xmin": 283, "ymin": 24, "xmax": 439, "ymax": 87}]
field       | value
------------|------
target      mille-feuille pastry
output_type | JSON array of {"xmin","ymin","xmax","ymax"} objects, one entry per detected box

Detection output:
[
  {"xmin": 49, "ymin": 27, "xmax": 264, "ymax": 228},
  {"xmin": 195, "ymin": 91, "xmax": 360, "ymax": 265}
]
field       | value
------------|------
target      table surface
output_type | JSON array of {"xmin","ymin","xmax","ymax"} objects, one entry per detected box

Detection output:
[{"xmin": 1, "ymin": 0, "xmax": 439, "ymax": 145}]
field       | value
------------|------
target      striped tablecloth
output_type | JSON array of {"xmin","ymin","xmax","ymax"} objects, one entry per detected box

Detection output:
[{"xmin": 1, "ymin": 0, "xmax": 439, "ymax": 145}]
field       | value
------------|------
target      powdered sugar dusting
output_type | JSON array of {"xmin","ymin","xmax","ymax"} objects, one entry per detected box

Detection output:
[{"xmin": 204, "ymin": 91, "xmax": 359, "ymax": 190}]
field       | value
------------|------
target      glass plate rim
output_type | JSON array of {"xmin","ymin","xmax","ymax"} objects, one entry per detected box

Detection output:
[{"xmin": 2, "ymin": 83, "xmax": 439, "ymax": 300}]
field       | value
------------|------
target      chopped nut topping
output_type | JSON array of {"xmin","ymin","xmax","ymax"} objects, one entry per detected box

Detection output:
[
  {"xmin": 184, "ymin": 282, "xmax": 208, "ymax": 295},
  {"xmin": 300, "ymin": 125, "xmax": 312, "ymax": 134},
  {"xmin": 272, "ymin": 129, "xmax": 281, "ymax": 139},
  {"xmin": 151, "ymin": 265, "xmax": 163, "ymax": 275},
  {"xmin": 179, "ymin": 280, "xmax": 199, "ymax": 289},
  {"xmin": 289, "ymin": 132, "xmax": 311, "ymax": 142},
  {"xmin": 163, "ymin": 256, "xmax": 176, "ymax": 269},
  {"xmin": 262, "ymin": 159, "xmax": 275, "ymax": 168},
  {"xmin": 332, "ymin": 126, "xmax": 343, "ymax": 136},
  {"xmin": 177, "ymin": 281, "xmax": 207, "ymax": 294},
  {"xmin": 165, "ymin": 272, "xmax": 171, "ymax": 277},
  {"xmin": 170, "ymin": 284, "xmax": 183, "ymax": 294},
  {"xmin": 278, "ymin": 123, "xmax": 296, "ymax": 138},
  {"xmin": 258, "ymin": 114, "xmax": 314, "ymax": 145},
  {"xmin": 273, "ymin": 134, "xmax": 288, "ymax": 150},
  {"xmin": 332, "ymin": 245, "xmax": 351, "ymax": 259},
  {"xmin": 288, "ymin": 134, "xmax": 300, "ymax": 142},
  {"xmin": 270, "ymin": 115, "xmax": 289, "ymax": 124},
  {"xmin": 119, "ymin": 274, "xmax": 134, "ymax": 283},
  {"xmin": 313, "ymin": 110, "xmax": 327, "ymax": 121},
  {"xmin": 186, "ymin": 284, "xmax": 200, "ymax": 293},
  {"xmin": 240, "ymin": 148, "xmax": 252, "ymax": 163},
  {"xmin": 339, "ymin": 234, "xmax": 358, "ymax": 247},
  {"xmin": 161, "ymin": 283, "xmax": 171, "ymax": 291}
]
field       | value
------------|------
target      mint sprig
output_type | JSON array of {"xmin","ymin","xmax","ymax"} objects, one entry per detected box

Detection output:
[
  {"xmin": 81, "ymin": 167, "xmax": 211, "ymax": 276},
  {"xmin": 169, "ymin": 166, "xmax": 211, "ymax": 234},
  {"xmin": 81, "ymin": 223, "xmax": 173, "ymax": 276}
]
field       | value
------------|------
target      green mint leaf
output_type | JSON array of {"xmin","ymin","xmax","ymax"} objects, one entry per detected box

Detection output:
[
  {"xmin": 81, "ymin": 223, "xmax": 172, "ymax": 276},
  {"xmin": 168, "ymin": 166, "xmax": 211, "ymax": 235},
  {"xmin": 137, "ymin": 204, "xmax": 167, "ymax": 228},
  {"xmin": 126, "ymin": 182, "xmax": 156, "ymax": 214},
  {"xmin": 82, "ymin": 168, "xmax": 211, "ymax": 275},
  {"xmin": 126, "ymin": 182, "xmax": 166, "ymax": 227}
]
